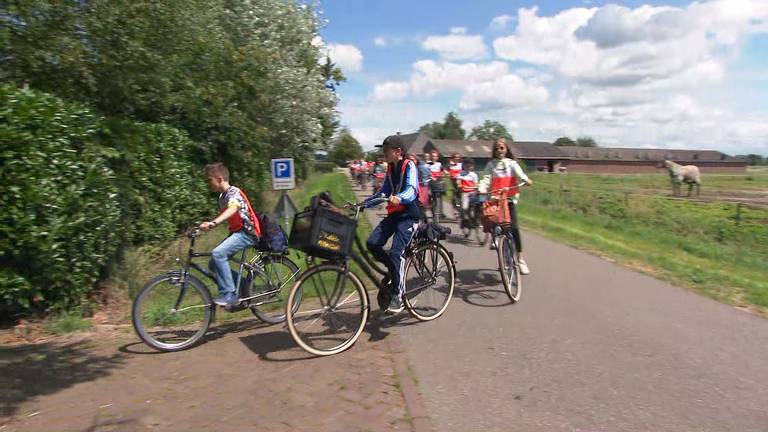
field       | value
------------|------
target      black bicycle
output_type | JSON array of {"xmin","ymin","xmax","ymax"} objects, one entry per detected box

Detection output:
[
  {"xmin": 429, "ymin": 178, "xmax": 445, "ymax": 224},
  {"xmin": 485, "ymin": 183, "xmax": 528, "ymax": 303},
  {"xmin": 286, "ymin": 197, "xmax": 456, "ymax": 356},
  {"xmin": 131, "ymin": 229, "xmax": 301, "ymax": 352},
  {"xmin": 459, "ymin": 191, "xmax": 489, "ymax": 246}
]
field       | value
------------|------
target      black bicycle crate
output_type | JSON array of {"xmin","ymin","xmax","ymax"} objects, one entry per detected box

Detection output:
[{"xmin": 289, "ymin": 206, "xmax": 357, "ymax": 259}]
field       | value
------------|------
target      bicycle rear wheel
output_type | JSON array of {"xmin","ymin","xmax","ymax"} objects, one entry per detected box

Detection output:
[
  {"xmin": 497, "ymin": 233, "xmax": 522, "ymax": 302},
  {"xmin": 132, "ymin": 274, "xmax": 213, "ymax": 352},
  {"xmin": 403, "ymin": 243, "xmax": 455, "ymax": 321},
  {"xmin": 249, "ymin": 255, "xmax": 301, "ymax": 324},
  {"xmin": 286, "ymin": 265, "xmax": 369, "ymax": 356}
]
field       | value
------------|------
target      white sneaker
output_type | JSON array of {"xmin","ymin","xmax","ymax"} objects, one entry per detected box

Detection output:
[{"xmin": 518, "ymin": 259, "xmax": 530, "ymax": 275}]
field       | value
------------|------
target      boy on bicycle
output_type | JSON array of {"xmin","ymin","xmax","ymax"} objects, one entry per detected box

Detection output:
[
  {"xmin": 457, "ymin": 159, "xmax": 478, "ymax": 232},
  {"xmin": 364, "ymin": 135, "xmax": 420, "ymax": 314},
  {"xmin": 199, "ymin": 162, "xmax": 262, "ymax": 307}
]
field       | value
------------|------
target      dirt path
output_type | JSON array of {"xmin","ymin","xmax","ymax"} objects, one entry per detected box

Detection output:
[{"xmin": 1, "ymin": 305, "xmax": 433, "ymax": 432}]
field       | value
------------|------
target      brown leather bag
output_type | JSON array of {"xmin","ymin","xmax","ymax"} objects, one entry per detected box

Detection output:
[{"xmin": 481, "ymin": 193, "xmax": 511, "ymax": 232}]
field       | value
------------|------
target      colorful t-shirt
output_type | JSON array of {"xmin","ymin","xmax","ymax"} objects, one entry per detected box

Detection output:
[
  {"xmin": 478, "ymin": 158, "xmax": 530, "ymax": 205},
  {"xmin": 218, "ymin": 186, "xmax": 260, "ymax": 237}
]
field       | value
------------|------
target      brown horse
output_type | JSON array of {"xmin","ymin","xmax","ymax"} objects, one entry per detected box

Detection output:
[{"xmin": 663, "ymin": 160, "xmax": 701, "ymax": 196}]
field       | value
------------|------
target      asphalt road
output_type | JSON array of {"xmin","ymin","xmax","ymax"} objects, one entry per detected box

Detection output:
[{"xmin": 358, "ymin": 184, "xmax": 768, "ymax": 432}]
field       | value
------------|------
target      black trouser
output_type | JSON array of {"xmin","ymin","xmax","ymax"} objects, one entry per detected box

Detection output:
[{"xmin": 509, "ymin": 201, "xmax": 522, "ymax": 252}]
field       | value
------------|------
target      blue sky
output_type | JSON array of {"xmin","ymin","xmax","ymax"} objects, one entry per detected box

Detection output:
[{"xmin": 316, "ymin": 0, "xmax": 768, "ymax": 156}]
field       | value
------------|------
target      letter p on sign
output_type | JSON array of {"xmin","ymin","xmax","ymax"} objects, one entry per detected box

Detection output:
[{"xmin": 271, "ymin": 158, "xmax": 295, "ymax": 190}]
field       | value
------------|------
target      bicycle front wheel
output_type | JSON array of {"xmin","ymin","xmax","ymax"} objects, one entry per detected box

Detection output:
[
  {"xmin": 286, "ymin": 265, "xmax": 369, "ymax": 356},
  {"xmin": 497, "ymin": 233, "xmax": 522, "ymax": 302},
  {"xmin": 403, "ymin": 243, "xmax": 455, "ymax": 321},
  {"xmin": 132, "ymin": 274, "xmax": 213, "ymax": 352},
  {"xmin": 249, "ymin": 254, "xmax": 301, "ymax": 324}
]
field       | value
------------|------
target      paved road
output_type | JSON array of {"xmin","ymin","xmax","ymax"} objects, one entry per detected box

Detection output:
[{"xmin": 356, "ymin": 183, "xmax": 768, "ymax": 432}]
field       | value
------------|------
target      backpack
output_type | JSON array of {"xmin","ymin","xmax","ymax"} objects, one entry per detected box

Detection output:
[{"xmin": 256, "ymin": 212, "xmax": 289, "ymax": 253}]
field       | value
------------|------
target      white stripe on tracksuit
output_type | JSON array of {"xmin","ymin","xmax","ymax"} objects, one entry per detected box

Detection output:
[{"xmin": 396, "ymin": 221, "xmax": 420, "ymax": 297}]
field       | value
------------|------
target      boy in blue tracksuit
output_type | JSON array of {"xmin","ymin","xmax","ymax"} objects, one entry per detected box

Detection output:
[{"xmin": 364, "ymin": 135, "xmax": 420, "ymax": 314}]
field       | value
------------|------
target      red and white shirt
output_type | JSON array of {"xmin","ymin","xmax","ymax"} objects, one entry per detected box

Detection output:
[
  {"xmin": 448, "ymin": 162, "xmax": 463, "ymax": 179},
  {"xmin": 478, "ymin": 158, "xmax": 530, "ymax": 204},
  {"xmin": 458, "ymin": 171, "xmax": 478, "ymax": 193},
  {"xmin": 427, "ymin": 161, "xmax": 443, "ymax": 179}
]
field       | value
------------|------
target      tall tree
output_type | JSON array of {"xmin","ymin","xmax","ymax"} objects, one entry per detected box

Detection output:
[
  {"xmin": 329, "ymin": 128, "xmax": 363, "ymax": 166},
  {"xmin": 553, "ymin": 136, "xmax": 576, "ymax": 146},
  {"xmin": 418, "ymin": 112, "xmax": 466, "ymax": 139},
  {"xmin": 576, "ymin": 136, "xmax": 598, "ymax": 147},
  {"xmin": 469, "ymin": 120, "xmax": 512, "ymax": 141},
  {"xmin": 442, "ymin": 112, "xmax": 465, "ymax": 140}
]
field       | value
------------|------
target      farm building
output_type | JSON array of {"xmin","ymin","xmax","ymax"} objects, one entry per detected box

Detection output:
[{"xmin": 395, "ymin": 132, "xmax": 747, "ymax": 174}]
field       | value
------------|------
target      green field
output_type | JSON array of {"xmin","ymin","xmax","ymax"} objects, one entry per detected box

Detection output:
[{"xmin": 519, "ymin": 169, "xmax": 768, "ymax": 315}]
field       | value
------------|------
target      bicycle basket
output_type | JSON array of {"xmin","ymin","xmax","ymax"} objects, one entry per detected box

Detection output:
[
  {"xmin": 429, "ymin": 179, "xmax": 446, "ymax": 193},
  {"xmin": 481, "ymin": 196, "xmax": 511, "ymax": 232},
  {"xmin": 289, "ymin": 206, "xmax": 357, "ymax": 259}
]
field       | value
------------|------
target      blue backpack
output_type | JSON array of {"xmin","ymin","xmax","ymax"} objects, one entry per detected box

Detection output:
[{"xmin": 257, "ymin": 212, "xmax": 288, "ymax": 253}]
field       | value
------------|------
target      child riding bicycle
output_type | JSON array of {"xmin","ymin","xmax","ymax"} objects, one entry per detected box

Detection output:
[
  {"xmin": 457, "ymin": 159, "xmax": 479, "ymax": 232},
  {"xmin": 364, "ymin": 135, "xmax": 421, "ymax": 314},
  {"xmin": 199, "ymin": 162, "xmax": 262, "ymax": 307},
  {"xmin": 478, "ymin": 138, "xmax": 533, "ymax": 274}
]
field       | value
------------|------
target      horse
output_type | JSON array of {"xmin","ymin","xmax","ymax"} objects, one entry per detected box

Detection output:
[{"xmin": 663, "ymin": 160, "xmax": 701, "ymax": 196}]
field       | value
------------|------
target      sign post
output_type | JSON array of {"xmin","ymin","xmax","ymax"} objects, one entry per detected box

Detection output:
[{"xmin": 271, "ymin": 158, "xmax": 297, "ymax": 232}]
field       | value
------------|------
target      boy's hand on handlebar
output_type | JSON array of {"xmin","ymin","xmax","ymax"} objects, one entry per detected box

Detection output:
[
  {"xmin": 389, "ymin": 195, "xmax": 401, "ymax": 205},
  {"xmin": 199, "ymin": 221, "xmax": 216, "ymax": 230}
]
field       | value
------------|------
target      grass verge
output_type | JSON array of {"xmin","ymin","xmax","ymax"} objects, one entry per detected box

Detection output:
[{"xmin": 520, "ymin": 172, "xmax": 768, "ymax": 316}]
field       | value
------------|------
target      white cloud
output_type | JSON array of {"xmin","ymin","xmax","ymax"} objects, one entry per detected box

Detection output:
[
  {"xmin": 325, "ymin": 43, "xmax": 363, "ymax": 73},
  {"xmin": 409, "ymin": 60, "xmax": 509, "ymax": 96},
  {"xmin": 422, "ymin": 30, "xmax": 488, "ymax": 61},
  {"xmin": 374, "ymin": 37, "xmax": 387, "ymax": 47},
  {"xmin": 460, "ymin": 74, "xmax": 549, "ymax": 111},
  {"xmin": 490, "ymin": 15, "xmax": 515, "ymax": 31},
  {"xmin": 372, "ymin": 81, "xmax": 410, "ymax": 102}
]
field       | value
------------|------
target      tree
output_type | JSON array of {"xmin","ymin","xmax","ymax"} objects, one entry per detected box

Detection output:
[
  {"xmin": 418, "ymin": 121, "xmax": 444, "ymax": 139},
  {"xmin": 553, "ymin": 136, "xmax": 576, "ymax": 146},
  {"xmin": 418, "ymin": 112, "xmax": 466, "ymax": 139},
  {"xmin": 741, "ymin": 154, "xmax": 766, "ymax": 165},
  {"xmin": 469, "ymin": 120, "xmax": 512, "ymax": 141},
  {"xmin": 576, "ymin": 136, "xmax": 598, "ymax": 147},
  {"xmin": 442, "ymin": 112, "xmax": 465, "ymax": 140},
  {"xmin": 329, "ymin": 128, "xmax": 363, "ymax": 166}
]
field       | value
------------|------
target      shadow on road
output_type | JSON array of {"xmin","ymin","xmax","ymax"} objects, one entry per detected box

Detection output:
[
  {"xmin": 0, "ymin": 340, "xmax": 126, "ymax": 419},
  {"xmin": 454, "ymin": 269, "xmax": 512, "ymax": 308},
  {"xmin": 117, "ymin": 318, "xmax": 270, "ymax": 355}
]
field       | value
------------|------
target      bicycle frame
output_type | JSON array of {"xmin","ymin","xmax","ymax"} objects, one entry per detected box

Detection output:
[{"xmin": 174, "ymin": 232, "xmax": 295, "ymax": 311}]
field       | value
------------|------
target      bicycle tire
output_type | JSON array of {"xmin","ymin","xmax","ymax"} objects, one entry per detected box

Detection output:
[
  {"xmin": 132, "ymin": 273, "xmax": 213, "ymax": 352},
  {"xmin": 286, "ymin": 265, "xmax": 369, "ymax": 356},
  {"xmin": 249, "ymin": 254, "xmax": 301, "ymax": 324},
  {"xmin": 403, "ymin": 243, "xmax": 455, "ymax": 321},
  {"xmin": 497, "ymin": 233, "xmax": 522, "ymax": 303}
]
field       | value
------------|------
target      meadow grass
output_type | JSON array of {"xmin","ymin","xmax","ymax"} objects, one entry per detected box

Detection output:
[{"xmin": 520, "ymin": 171, "xmax": 768, "ymax": 315}]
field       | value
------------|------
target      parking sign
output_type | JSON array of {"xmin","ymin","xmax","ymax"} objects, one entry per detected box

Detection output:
[{"xmin": 271, "ymin": 158, "xmax": 295, "ymax": 190}]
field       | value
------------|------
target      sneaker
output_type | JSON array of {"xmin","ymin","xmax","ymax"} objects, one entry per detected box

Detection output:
[
  {"xmin": 213, "ymin": 293, "xmax": 240, "ymax": 307},
  {"xmin": 490, "ymin": 239, "xmax": 498, "ymax": 250},
  {"xmin": 385, "ymin": 296, "xmax": 404, "ymax": 314},
  {"xmin": 376, "ymin": 289, "xmax": 391, "ymax": 311},
  {"xmin": 518, "ymin": 259, "xmax": 530, "ymax": 275}
]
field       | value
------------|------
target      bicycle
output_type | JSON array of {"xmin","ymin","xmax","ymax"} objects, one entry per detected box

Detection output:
[
  {"xmin": 459, "ymin": 190, "xmax": 488, "ymax": 246},
  {"xmin": 428, "ymin": 179, "xmax": 445, "ymax": 224},
  {"xmin": 131, "ymin": 228, "xmax": 301, "ymax": 352},
  {"xmin": 286, "ymin": 197, "xmax": 456, "ymax": 356},
  {"xmin": 483, "ymin": 183, "xmax": 528, "ymax": 303}
]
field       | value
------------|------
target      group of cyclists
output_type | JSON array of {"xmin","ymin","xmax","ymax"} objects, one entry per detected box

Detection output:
[
  {"xmin": 348, "ymin": 158, "xmax": 388, "ymax": 192},
  {"xmin": 358, "ymin": 136, "xmax": 533, "ymax": 275}
]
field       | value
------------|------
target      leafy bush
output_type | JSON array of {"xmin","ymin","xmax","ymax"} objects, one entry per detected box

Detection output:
[
  {"xmin": 0, "ymin": 85, "xmax": 122, "ymax": 314},
  {"xmin": 312, "ymin": 161, "xmax": 336, "ymax": 174},
  {"xmin": 103, "ymin": 120, "xmax": 208, "ymax": 245}
]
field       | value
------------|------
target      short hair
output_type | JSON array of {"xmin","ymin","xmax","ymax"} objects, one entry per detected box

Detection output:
[{"xmin": 205, "ymin": 162, "xmax": 230, "ymax": 181}]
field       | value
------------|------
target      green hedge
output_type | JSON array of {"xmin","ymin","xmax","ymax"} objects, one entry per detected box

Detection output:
[
  {"xmin": 0, "ymin": 85, "xmax": 210, "ymax": 316},
  {"xmin": 103, "ymin": 120, "xmax": 208, "ymax": 245},
  {"xmin": 0, "ymin": 85, "xmax": 122, "ymax": 314}
]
